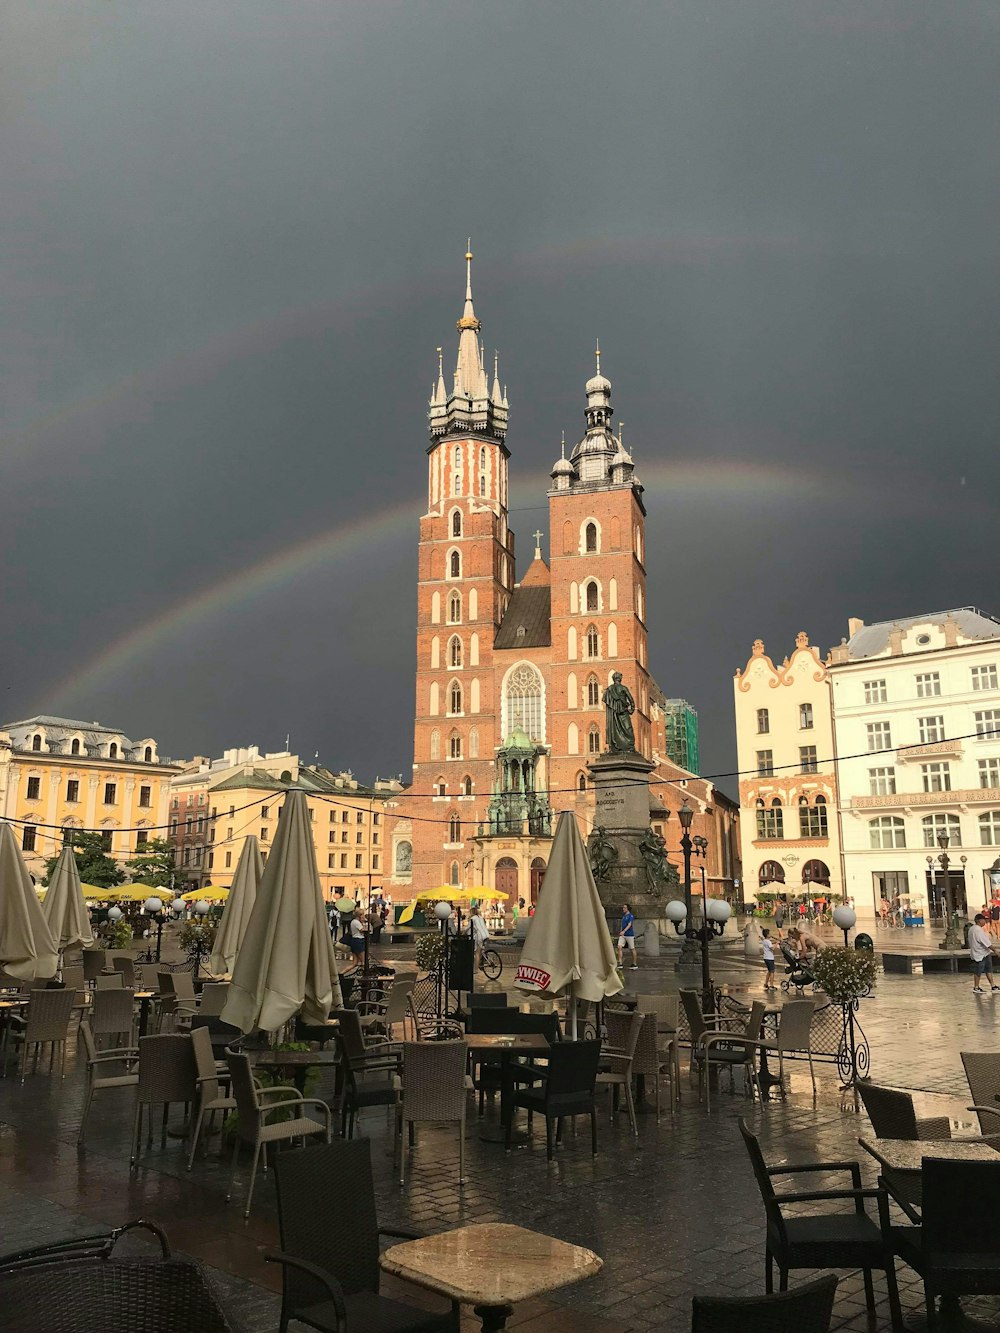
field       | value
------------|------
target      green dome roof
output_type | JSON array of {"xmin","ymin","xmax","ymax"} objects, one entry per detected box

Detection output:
[{"xmin": 502, "ymin": 724, "xmax": 533, "ymax": 750}]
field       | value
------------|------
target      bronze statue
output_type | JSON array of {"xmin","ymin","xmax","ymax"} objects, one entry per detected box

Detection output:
[
  {"xmin": 587, "ymin": 825, "xmax": 619, "ymax": 882},
  {"xmin": 638, "ymin": 827, "xmax": 678, "ymax": 891},
  {"xmin": 603, "ymin": 672, "xmax": 636, "ymax": 752}
]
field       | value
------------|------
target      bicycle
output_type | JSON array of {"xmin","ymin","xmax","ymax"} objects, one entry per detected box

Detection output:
[{"xmin": 478, "ymin": 947, "xmax": 503, "ymax": 982}]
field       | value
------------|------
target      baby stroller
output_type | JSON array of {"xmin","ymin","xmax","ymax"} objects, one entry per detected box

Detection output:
[{"xmin": 780, "ymin": 940, "xmax": 816, "ymax": 992}]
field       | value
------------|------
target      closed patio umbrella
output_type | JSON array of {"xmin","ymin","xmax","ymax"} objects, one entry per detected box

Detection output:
[
  {"xmin": 222, "ymin": 791, "xmax": 342, "ymax": 1034},
  {"xmin": 0, "ymin": 822, "xmax": 58, "ymax": 982},
  {"xmin": 514, "ymin": 810, "xmax": 622, "ymax": 1034},
  {"xmin": 41, "ymin": 843, "xmax": 93, "ymax": 955},
  {"xmin": 209, "ymin": 836, "xmax": 262, "ymax": 976}
]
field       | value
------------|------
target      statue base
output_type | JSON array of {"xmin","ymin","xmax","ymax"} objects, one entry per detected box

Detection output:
[{"xmin": 585, "ymin": 750, "xmax": 683, "ymax": 934}]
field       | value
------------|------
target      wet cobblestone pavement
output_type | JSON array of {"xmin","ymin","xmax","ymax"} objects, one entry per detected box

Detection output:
[{"xmin": 1, "ymin": 932, "xmax": 999, "ymax": 1331}]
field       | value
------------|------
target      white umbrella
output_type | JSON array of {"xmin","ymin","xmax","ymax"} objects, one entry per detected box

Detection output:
[
  {"xmin": 222, "ymin": 791, "xmax": 342, "ymax": 1034},
  {"xmin": 209, "ymin": 835, "xmax": 262, "ymax": 976},
  {"xmin": 41, "ymin": 843, "xmax": 93, "ymax": 955},
  {"xmin": 0, "ymin": 822, "xmax": 58, "ymax": 982},
  {"xmin": 514, "ymin": 810, "xmax": 622, "ymax": 1036}
]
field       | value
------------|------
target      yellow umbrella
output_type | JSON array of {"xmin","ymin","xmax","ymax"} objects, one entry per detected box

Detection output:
[
  {"xmin": 181, "ymin": 886, "xmax": 229, "ymax": 902},
  {"xmin": 110, "ymin": 885, "xmax": 172, "ymax": 902},
  {"xmin": 81, "ymin": 884, "xmax": 113, "ymax": 898},
  {"xmin": 469, "ymin": 887, "xmax": 509, "ymax": 900},
  {"xmin": 398, "ymin": 887, "xmax": 484, "ymax": 925}
]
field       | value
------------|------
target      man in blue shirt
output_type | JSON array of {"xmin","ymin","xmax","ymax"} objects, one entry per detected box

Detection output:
[{"xmin": 618, "ymin": 902, "xmax": 638, "ymax": 971}]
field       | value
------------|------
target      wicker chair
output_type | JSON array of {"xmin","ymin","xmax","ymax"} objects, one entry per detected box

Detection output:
[
  {"xmin": 691, "ymin": 1274, "xmax": 838, "ymax": 1332},
  {"xmin": 156, "ymin": 971, "xmax": 198, "ymax": 1032},
  {"xmin": 333, "ymin": 1019, "xmax": 401, "ymax": 1140},
  {"xmin": 396, "ymin": 1039, "xmax": 468, "ymax": 1187},
  {"xmin": 739, "ymin": 1118, "xmax": 902, "ymax": 1330},
  {"xmin": 61, "ymin": 964, "xmax": 86, "ymax": 1000},
  {"xmin": 760, "ymin": 998, "xmax": 817, "ymax": 1099},
  {"xmin": 506, "ymin": 1039, "xmax": 601, "ymax": 1159},
  {"xmin": 960, "ymin": 1051, "xmax": 1000, "ymax": 1136},
  {"xmin": 95, "ymin": 972, "xmax": 125, "ymax": 990},
  {"xmin": 359, "ymin": 974, "xmax": 417, "ymax": 1042},
  {"xmin": 269, "ymin": 1139, "xmax": 454, "ymax": 1333},
  {"xmin": 226, "ymin": 1051, "xmax": 331, "ymax": 1218},
  {"xmin": 691, "ymin": 1001, "xmax": 766, "ymax": 1112},
  {"xmin": 91, "ymin": 987, "xmax": 135, "ymax": 1050},
  {"xmin": 77, "ymin": 1020, "xmax": 138, "ymax": 1146},
  {"xmin": 197, "ymin": 983, "xmax": 230, "ymax": 1018},
  {"xmin": 596, "ymin": 1009, "xmax": 643, "ymax": 1134},
  {"xmin": 81, "ymin": 950, "xmax": 106, "ymax": 985},
  {"xmin": 857, "ymin": 1081, "xmax": 951, "ymax": 1219},
  {"xmin": 111, "ymin": 956, "xmax": 136, "ymax": 987},
  {"xmin": 129, "ymin": 1033, "xmax": 197, "ymax": 1171},
  {"xmin": 631, "ymin": 1010, "xmax": 676, "ymax": 1121},
  {"xmin": 8, "ymin": 988, "xmax": 77, "ymax": 1081},
  {"xmin": 186, "ymin": 1025, "xmax": 236, "ymax": 1169}
]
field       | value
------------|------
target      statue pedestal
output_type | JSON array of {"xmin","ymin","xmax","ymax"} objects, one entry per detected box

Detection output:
[{"xmin": 586, "ymin": 750, "xmax": 683, "ymax": 933}]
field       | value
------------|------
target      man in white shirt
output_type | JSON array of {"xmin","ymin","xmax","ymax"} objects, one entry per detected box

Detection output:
[{"xmin": 969, "ymin": 914, "xmax": 1000, "ymax": 994}]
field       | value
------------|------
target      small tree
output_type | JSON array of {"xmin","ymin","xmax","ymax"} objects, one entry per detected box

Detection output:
[
  {"xmin": 43, "ymin": 831, "xmax": 124, "ymax": 889},
  {"xmin": 124, "ymin": 837, "xmax": 176, "ymax": 890}
]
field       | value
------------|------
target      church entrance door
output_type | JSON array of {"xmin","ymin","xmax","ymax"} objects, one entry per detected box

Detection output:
[{"xmin": 495, "ymin": 857, "xmax": 518, "ymax": 903}]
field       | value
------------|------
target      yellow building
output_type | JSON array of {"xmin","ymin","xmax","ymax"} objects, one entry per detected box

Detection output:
[
  {"xmin": 0, "ymin": 715, "xmax": 179, "ymax": 882},
  {"xmin": 170, "ymin": 747, "xmax": 403, "ymax": 901}
]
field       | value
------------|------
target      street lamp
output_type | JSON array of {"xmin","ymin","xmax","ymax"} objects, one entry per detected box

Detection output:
[
  {"xmin": 665, "ymin": 810, "xmax": 731, "ymax": 1011},
  {"xmin": 929, "ymin": 832, "xmax": 963, "ymax": 950},
  {"xmin": 832, "ymin": 903, "xmax": 857, "ymax": 949},
  {"xmin": 144, "ymin": 895, "xmax": 165, "ymax": 963}
]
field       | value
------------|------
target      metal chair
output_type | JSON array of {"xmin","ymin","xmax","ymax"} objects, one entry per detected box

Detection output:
[
  {"xmin": 8, "ymin": 989, "xmax": 77, "ymax": 1082},
  {"xmin": 91, "ymin": 986, "xmax": 135, "ymax": 1050},
  {"xmin": 268, "ymin": 1139, "xmax": 454, "ymax": 1333},
  {"xmin": 691, "ymin": 1275, "xmax": 838, "ymax": 1332},
  {"xmin": 691, "ymin": 1001, "xmax": 766, "ymax": 1111},
  {"xmin": 596, "ymin": 1009, "xmax": 643, "ymax": 1134},
  {"xmin": 77, "ymin": 1020, "xmax": 138, "ymax": 1145},
  {"xmin": 225, "ymin": 1051, "xmax": 331, "ymax": 1218},
  {"xmin": 887, "ymin": 1157, "xmax": 1000, "ymax": 1328},
  {"xmin": 739, "ymin": 1118, "xmax": 902, "ymax": 1331},
  {"xmin": 186, "ymin": 1024, "xmax": 236, "ymax": 1169},
  {"xmin": 396, "ymin": 1039, "xmax": 468, "ymax": 1187},
  {"xmin": 960, "ymin": 1050, "xmax": 1000, "ymax": 1137},
  {"xmin": 129, "ymin": 1034, "xmax": 197, "ymax": 1170},
  {"xmin": 506, "ymin": 1039, "xmax": 601, "ymax": 1159},
  {"xmin": 111, "ymin": 956, "xmax": 136, "ymax": 987},
  {"xmin": 760, "ymin": 998, "xmax": 817, "ymax": 1099},
  {"xmin": 81, "ymin": 950, "xmax": 106, "ymax": 985}
]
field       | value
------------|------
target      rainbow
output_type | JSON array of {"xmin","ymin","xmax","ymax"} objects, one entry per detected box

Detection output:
[{"xmin": 44, "ymin": 455, "xmax": 838, "ymax": 712}]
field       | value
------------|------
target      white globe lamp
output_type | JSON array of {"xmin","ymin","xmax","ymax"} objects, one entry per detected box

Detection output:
[
  {"xmin": 664, "ymin": 899, "xmax": 687, "ymax": 925},
  {"xmin": 144, "ymin": 896, "xmax": 162, "ymax": 915},
  {"xmin": 833, "ymin": 904, "xmax": 857, "ymax": 947},
  {"xmin": 107, "ymin": 905, "xmax": 122, "ymax": 922},
  {"xmin": 434, "ymin": 900, "xmax": 453, "ymax": 922}
]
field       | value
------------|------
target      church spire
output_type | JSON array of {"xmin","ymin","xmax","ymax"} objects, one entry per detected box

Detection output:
[{"xmin": 428, "ymin": 247, "xmax": 508, "ymax": 442}]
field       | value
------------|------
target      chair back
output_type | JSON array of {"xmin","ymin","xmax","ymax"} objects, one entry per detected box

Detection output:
[
  {"xmin": 465, "ymin": 1006, "xmax": 521, "ymax": 1035},
  {"xmin": 468, "ymin": 992, "xmax": 510, "ymax": 1009},
  {"xmin": 61, "ymin": 965, "xmax": 85, "ymax": 995},
  {"xmin": 78, "ymin": 1020, "xmax": 98, "ymax": 1066},
  {"xmin": 136, "ymin": 1034, "xmax": 197, "ymax": 1106},
  {"xmin": 727, "ymin": 1001, "xmax": 766, "ymax": 1057},
  {"xmin": 198, "ymin": 983, "xmax": 229, "ymax": 1017},
  {"xmin": 776, "ymin": 999, "xmax": 815, "ymax": 1053},
  {"xmin": 401, "ymin": 1040, "xmax": 467, "ymax": 1122},
  {"xmin": 605, "ymin": 1009, "xmax": 643, "ymax": 1061},
  {"xmin": 631, "ymin": 1012, "xmax": 664, "ymax": 1078},
  {"xmin": 691, "ymin": 1274, "xmax": 838, "ymax": 1333},
  {"xmin": 92, "ymin": 987, "xmax": 134, "ymax": 1038},
  {"xmin": 545, "ymin": 1039, "xmax": 601, "ymax": 1097},
  {"xmin": 738, "ymin": 1117, "xmax": 788, "ymax": 1252},
  {"xmin": 81, "ymin": 950, "xmax": 106, "ymax": 982},
  {"xmin": 274, "ymin": 1140, "xmax": 380, "ymax": 1300},
  {"xmin": 680, "ymin": 990, "xmax": 710, "ymax": 1043},
  {"xmin": 921, "ymin": 1158, "xmax": 1000, "ymax": 1259},
  {"xmin": 156, "ymin": 971, "xmax": 176, "ymax": 997},
  {"xmin": 23, "ymin": 989, "xmax": 76, "ymax": 1043},
  {"xmin": 225, "ymin": 1051, "xmax": 264, "ymax": 1141},
  {"xmin": 331, "ymin": 1008, "xmax": 368, "ymax": 1062},
  {"xmin": 172, "ymin": 972, "xmax": 197, "ymax": 1001},
  {"xmin": 190, "ymin": 1025, "xmax": 221, "ymax": 1105},
  {"xmin": 381, "ymin": 978, "xmax": 415, "ymax": 1027},
  {"xmin": 111, "ymin": 957, "xmax": 136, "ymax": 986},
  {"xmin": 637, "ymin": 993, "xmax": 679, "ymax": 1031},
  {"xmin": 857, "ymin": 1081, "xmax": 920, "ymax": 1140},
  {"xmin": 509, "ymin": 1010, "xmax": 562, "ymax": 1042},
  {"xmin": 95, "ymin": 973, "xmax": 124, "ymax": 990},
  {"xmin": 960, "ymin": 1051, "xmax": 1000, "ymax": 1136}
]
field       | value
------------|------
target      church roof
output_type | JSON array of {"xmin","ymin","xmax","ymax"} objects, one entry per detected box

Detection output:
[
  {"xmin": 519, "ymin": 555, "xmax": 550, "ymax": 588},
  {"xmin": 495, "ymin": 585, "xmax": 551, "ymax": 649}
]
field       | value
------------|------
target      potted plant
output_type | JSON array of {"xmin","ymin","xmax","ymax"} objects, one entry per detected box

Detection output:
[{"xmin": 811, "ymin": 947, "xmax": 877, "ymax": 1099}]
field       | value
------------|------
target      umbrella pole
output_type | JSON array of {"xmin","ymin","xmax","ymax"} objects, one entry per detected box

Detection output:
[{"xmin": 569, "ymin": 986, "xmax": 577, "ymax": 1041}]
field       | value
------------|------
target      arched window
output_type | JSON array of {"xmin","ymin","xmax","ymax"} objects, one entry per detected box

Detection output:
[
  {"xmin": 449, "ymin": 635, "xmax": 462, "ymax": 667},
  {"xmin": 587, "ymin": 724, "xmax": 601, "ymax": 754},
  {"xmin": 504, "ymin": 662, "xmax": 544, "ymax": 740},
  {"xmin": 429, "ymin": 681, "xmax": 439, "ymax": 714},
  {"xmin": 71, "ymin": 739, "xmax": 81, "ymax": 755},
  {"xmin": 143, "ymin": 746, "xmax": 152, "ymax": 762},
  {"xmin": 586, "ymin": 626, "xmax": 599, "ymax": 659},
  {"xmin": 567, "ymin": 722, "xmax": 579, "ymax": 755},
  {"xmin": 449, "ymin": 731, "xmax": 462, "ymax": 759},
  {"xmin": 755, "ymin": 799, "xmax": 783, "ymax": 839},
  {"xmin": 449, "ymin": 549, "xmax": 461, "ymax": 578},
  {"xmin": 922, "ymin": 812, "xmax": 961, "ymax": 847},
  {"xmin": 577, "ymin": 772, "xmax": 587, "ymax": 792},
  {"xmin": 31, "ymin": 734, "xmax": 41, "ymax": 751},
  {"xmin": 448, "ymin": 814, "xmax": 461, "ymax": 843},
  {"xmin": 451, "ymin": 509, "xmax": 462, "ymax": 537},
  {"xmin": 449, "ymin": 681, "xmax": 463, "ymax": 714},
  {"xmin": 450, "ymin": 861, "xmax": 460, "ymax": 886},
  {"xmin": 585, "ymin": 522, "xmax": 598, "ymax": 553},
  {"xmin": 586, "ymin": 674, "xmax": 600, "ymax": 707},
  {"xmin": 758, "ymin": 860, "xmax": 785, "ymax": 886},
  {"xmin": 430, "ymin": 729, "xmax": 440, "ymax": 760},
  {"xmin": 109, "ymin": 743, "xmax": 118, "ymax": 759},
  {"xmin": 802, "ymin": 859, "xmax": 831, "ymax": 886},
  {"xmin": 453, "ymin": 445, "xmax": 462, "ymax": 468},
  {"xmin": 870, "ymin": 816, "xmax": 906, "ymax": 849},
  {"xmin": 799, "ymin": 796, "xmax": 828, "ymax": 838},
  {"xmin": 434, "ymin": 775, "xmax": 446, "ymax": 796},
  {"xmin": 448, "ymin": 591, "xmax": 461, "ymax": 624},
  {"xmin": 585, "ymin": 581, "xmax": 599, "ymax": 612},
  {"xmin": 479, "ymin": 446, "xmax": 487, "ymax": 471},
  {"xmin": 462, "ymin": 775, "xmax": 473, "ymax": 797},
  {"xmin": 469, "ymin": 728, "xmax": 479, "ymax": 758}
]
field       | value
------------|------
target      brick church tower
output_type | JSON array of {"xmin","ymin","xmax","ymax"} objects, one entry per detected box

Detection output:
[
  {"xmin": 410, "ymin": 251, "xmax": 513, "ymax": 889},
  {"xmin": 546, "ymin": 349, "xmax": 652, "ymax": 794}
]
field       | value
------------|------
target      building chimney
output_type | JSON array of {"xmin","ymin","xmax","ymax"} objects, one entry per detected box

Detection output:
[{"xmin": 847, "ymin": 617, "xmax": 865, "ymax": 637}]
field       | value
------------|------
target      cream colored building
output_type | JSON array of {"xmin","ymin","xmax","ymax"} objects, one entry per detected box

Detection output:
[
  {"xmin": 829, "ymin": 608, "xmax": 1000, "ymax": 922},
  {"xmin": 0, "ymin": 715, "xmax": 178, "ymax": 881},
  {"xmin": 733, "ymin": 634, "xmax": 843, "ymax": 904}
]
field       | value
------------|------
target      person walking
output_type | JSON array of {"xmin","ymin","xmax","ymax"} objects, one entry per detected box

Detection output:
[
  {"xmin": 969, "ymin": 914, "xmax": 1000, "ymax": 994},
  {"xmin": 368, "ymin": 901, "xmax": 384, "ymax": 945},
  {"xmin": 343, "ymin": 909, "xmax": 367, "ymax": 975},
  {"xmin": 470, "ymin": 906, "xmax": 490, "ymax": 969},
  {"xmin": 762, "ymin": 928, "xmax": 777, "ymax": 990},
  {"xmin": 617, "ymin": 903, "xmax": 638, "ymax": 971},
  {"xmin": 774, "ymin": 898, "xmax": 785, "ymax": 933}
]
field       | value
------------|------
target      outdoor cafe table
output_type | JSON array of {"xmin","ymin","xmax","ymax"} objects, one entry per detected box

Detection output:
[
  {"xmin": 380, "ymin": 1221, "xmax": 602, "ymax": 1332},
  {"xmin": 250, "ymin": 1044, "xmax": 340, "ymax": 1093},
  {"xmin": 464, "ymin": 1033, "xmax": 550, "ymax": 1144},
  {"xmin": 860, "ymin": 1136, "xmax": 1000, "ymax": 1177}
]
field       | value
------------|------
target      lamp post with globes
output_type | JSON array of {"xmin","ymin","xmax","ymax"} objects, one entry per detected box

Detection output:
[
  {"xmin": 927, "ymin": 832, "xmax": 963, "ymax": 951},
  {"xmin": 663, "ymin": 803, "xmax": 731, "ymax": 1011}
]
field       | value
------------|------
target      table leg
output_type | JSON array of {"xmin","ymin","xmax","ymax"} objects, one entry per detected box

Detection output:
[
  {"xmin": 473, "ymin": 1303, "xmax": 513, "ymax": 1331},
  {"xmin": 138, "ymin": 997, "xmax": 151, "ymax": 1039}
]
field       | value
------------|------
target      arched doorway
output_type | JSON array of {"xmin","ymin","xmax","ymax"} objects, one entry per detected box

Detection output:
[
  {"xmin": 759, "ymin": 861, "xmax": 785, "ymax": 887},
  {"xmin": 495, "ymin": 857, "xmax": 518, "ymax": 902},
  {"xmin": 529, "ymin": 857, "xmax": 547, "ymax": 903},
  {"xmin": 802, "ymin": 859, "xmax": 831, "ymax": 887}
]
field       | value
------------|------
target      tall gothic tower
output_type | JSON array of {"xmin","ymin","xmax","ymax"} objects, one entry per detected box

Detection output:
[
  {"xmin": 547, "ymin": 350, "xmax": 652, "ymax": 795},
  {"xmin": 410, "ymin": 251, "xmax": 514, "ymax": 889}
]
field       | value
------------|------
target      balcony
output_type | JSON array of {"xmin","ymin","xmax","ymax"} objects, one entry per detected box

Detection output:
[{"xmin": 897, "ymin": 739, "xmax": 964, "ymax": 763}]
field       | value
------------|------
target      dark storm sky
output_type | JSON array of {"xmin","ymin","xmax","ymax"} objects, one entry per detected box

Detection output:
[{"xmin": 3, "ymin": 2, "xmax": 998, "ymax": 797}]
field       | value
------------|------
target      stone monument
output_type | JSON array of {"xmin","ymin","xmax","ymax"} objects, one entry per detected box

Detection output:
[{"xmin": 585, "ymin": 676, "xmax": 682, "ymax": 933}]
